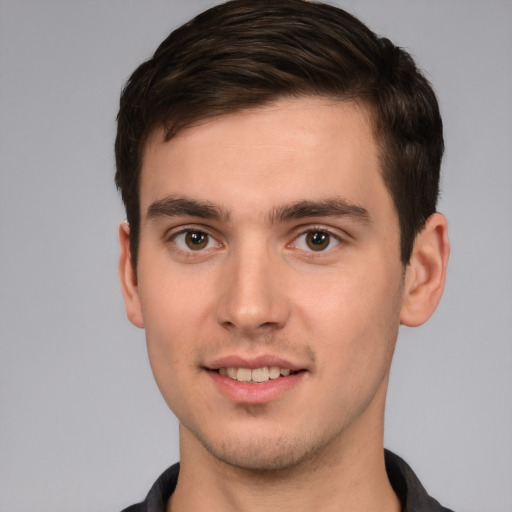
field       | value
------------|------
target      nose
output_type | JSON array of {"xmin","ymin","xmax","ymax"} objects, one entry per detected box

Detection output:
[{"xmin": 214, "ymin": 244, "xmax": 290, "ymax": 335}]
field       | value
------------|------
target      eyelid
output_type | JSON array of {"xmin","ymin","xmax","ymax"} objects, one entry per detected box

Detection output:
[
  {"xmin": 288, "ymin": 225, "xmax": 348, "ymax": 253},
  {"xmin": 165, "ymin": 224, "xmax": 223, "ymax": 252},
  {"xmin": 164, "ymin": 222, "xmax": 219, "ymax": 239}
]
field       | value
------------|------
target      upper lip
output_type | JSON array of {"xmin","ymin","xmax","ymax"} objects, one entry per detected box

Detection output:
[{"xmin": 205, "ymin": 355, "xmax": 306, "ymax": 372}]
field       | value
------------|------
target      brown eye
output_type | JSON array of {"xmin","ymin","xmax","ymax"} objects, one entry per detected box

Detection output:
[
  {"xmin": 184, "ymin": 231, "xmax": 209, "ymax": 250},
  {"xmin": 171, "ymin": 229, "xmax": 220, "ymax": 255},
  {"xmin": 305, "ymin": 231, "xmax": 331, "ymax": 251}
]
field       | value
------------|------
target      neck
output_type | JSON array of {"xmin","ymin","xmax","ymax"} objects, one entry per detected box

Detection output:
[{"xmin": 168, "ymin": 390, "xmax": 400, "ymax": 512}]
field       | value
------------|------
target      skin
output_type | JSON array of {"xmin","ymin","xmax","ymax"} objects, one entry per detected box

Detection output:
[{"xmin": 119, "ymin": 97, "xmax": 449, "ymax": 512}]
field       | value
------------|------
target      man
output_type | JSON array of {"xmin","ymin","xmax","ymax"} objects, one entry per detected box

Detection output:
[{"xmin": 115, "ymin": 1, "xmax": 451, "ymax": 510}]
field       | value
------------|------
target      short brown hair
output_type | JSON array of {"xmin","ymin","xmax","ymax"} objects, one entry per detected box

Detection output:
[{"xmin": 115, "ymin": 0, "xmax": 443, "ymax": 267}]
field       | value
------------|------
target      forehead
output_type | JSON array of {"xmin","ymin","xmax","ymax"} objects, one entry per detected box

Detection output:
[{"xmin": 139, "ymin": 97, "xmax": 392, "ymax": 221}]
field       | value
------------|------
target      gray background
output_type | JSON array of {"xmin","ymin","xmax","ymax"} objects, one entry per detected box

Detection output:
[{"xmin": 1, "ymin": 1, "xmax": 511, "ymax": 511}]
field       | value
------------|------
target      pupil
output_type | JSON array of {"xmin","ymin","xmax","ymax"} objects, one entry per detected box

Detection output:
[
  {"xmin": 307, "ymin": 231, "xmax": 329, "ymax": 251},
  {"xmin": 186, "ymin": 231, "xmax": 207, "ymax": 250}
]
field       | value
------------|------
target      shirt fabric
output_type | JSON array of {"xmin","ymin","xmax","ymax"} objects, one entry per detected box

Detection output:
[{"xmin": 120, "ymin": 450, "xmax": 455, "ymax": 512}]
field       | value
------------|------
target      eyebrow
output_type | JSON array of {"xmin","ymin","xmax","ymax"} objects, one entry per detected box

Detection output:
[
  {"xmin": 270, "ymin": 198, "xmax": 371, "ymax": 224},
  {"xmin": 146, "ymin": 195, "xmax": 370, "ymax": 225},
  {"xmin": 146, "ymin": 196, "xmax": 229, "ymax": 222}
]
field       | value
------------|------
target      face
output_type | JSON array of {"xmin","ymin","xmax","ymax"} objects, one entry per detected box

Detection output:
[{"xmin": 122, "ymin": 97, "xmax": 408, "ymax": 471}]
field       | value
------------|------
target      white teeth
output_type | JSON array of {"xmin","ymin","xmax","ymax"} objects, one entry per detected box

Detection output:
[
  {"xmin": 252, "ymin": 367, "xmax": 269, "ymax": 383},
  {"xmin": 269, "ymin": 367, "xmax": 281, "ymax": 379},
  {"xmin": 236, "ymin": 368, "xmax": 252, "ymax": 382},
  {"xmin": 219, "ymin": 366, "xmax": 294, "ymax": 383}
]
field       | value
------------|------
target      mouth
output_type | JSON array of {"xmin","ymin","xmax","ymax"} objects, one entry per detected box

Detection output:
[
  {"xmin": 215, "ymin": 366, "xmax": 299, "ymax": 383},
  {"xmin": 205, "ymin": 359, "xmax": 307, "ymax": 404}
]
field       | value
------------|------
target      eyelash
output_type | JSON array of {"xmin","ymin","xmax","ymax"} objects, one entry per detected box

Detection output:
[
  {"xmin": 168, "ymin": 227, "xmax": 221, "ymax": 253},
  {"xmin": 290, "ymin": 228, "xmax": 342, "ymax": 253}
]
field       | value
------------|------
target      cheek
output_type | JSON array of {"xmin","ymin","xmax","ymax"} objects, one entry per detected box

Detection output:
[
  {"xmin": 139, "ymin": 261, "xmax": 214, "ymax": 331},
  {"xmin": 294, "ymin": 262, "xmax": 402, "ymax": 365},
  {"xmin": 142, "ymin": 300, "xmax": 201, "ymax": 418},
  {"xmin": 137, "ymin": 271, "xmax": 210, "ymax": 386},
  {"xmin": 297, "ymin": 259, "xmax": 401, "ymax": 321}
]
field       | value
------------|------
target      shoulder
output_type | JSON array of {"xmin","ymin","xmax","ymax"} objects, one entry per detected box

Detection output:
[
  {"xmin": 385, "ymin": 450, "xmax": 455, "ymax": 512},
  {"xmin": 120, "ymin": 505, "xmax": 144, "ymax": 512},
  {"xmin": 119, "ymin": 463, "xmax": 180, "ymax": 512}
]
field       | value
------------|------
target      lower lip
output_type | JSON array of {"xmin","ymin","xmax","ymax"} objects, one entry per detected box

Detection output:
[{"xmin": 207, "ymin": 370, "xmax": 305, "ymax": 404}]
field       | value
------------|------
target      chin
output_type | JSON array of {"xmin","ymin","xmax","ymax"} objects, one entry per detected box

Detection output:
[
  {"xmin": 191, "ymin": 425, "xmax": 327, "ymax": 472},
  {"xmin": 208, "ymin": 441, "xmax": 309, "ymax": 472}
]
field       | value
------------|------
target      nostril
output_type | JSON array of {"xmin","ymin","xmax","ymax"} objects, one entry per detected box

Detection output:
[{"xmin": 214, "ymin": 279, "xmax": 291, "ymax": 332}]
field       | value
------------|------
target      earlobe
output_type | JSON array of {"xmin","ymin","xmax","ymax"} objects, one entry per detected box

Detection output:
[
  {"xmin": 400, "ymin": 213, "xmax": 450, "ymax": 327},
  {"xmin": 119, "ymin": 223, "xmax": 145, "ymax": 328}
]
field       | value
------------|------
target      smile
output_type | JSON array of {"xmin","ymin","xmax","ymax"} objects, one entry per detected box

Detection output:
[{"xmin": 218, "ymin": 366, "xmax": 295, "ymax": 383}]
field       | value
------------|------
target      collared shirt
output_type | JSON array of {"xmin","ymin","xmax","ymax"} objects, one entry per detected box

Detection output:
[{"xmin": 120, "ymin": 450, "xmax": 455, "ymax": 512}]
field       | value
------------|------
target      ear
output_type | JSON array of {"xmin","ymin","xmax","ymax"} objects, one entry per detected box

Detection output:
[
  {"xmin": 400, "ymin": 213, "xmax": 450, "ymax": 327},
  {"xmin": 119, "ymin": 223, "xmax": 145, "ymax": 328}
]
